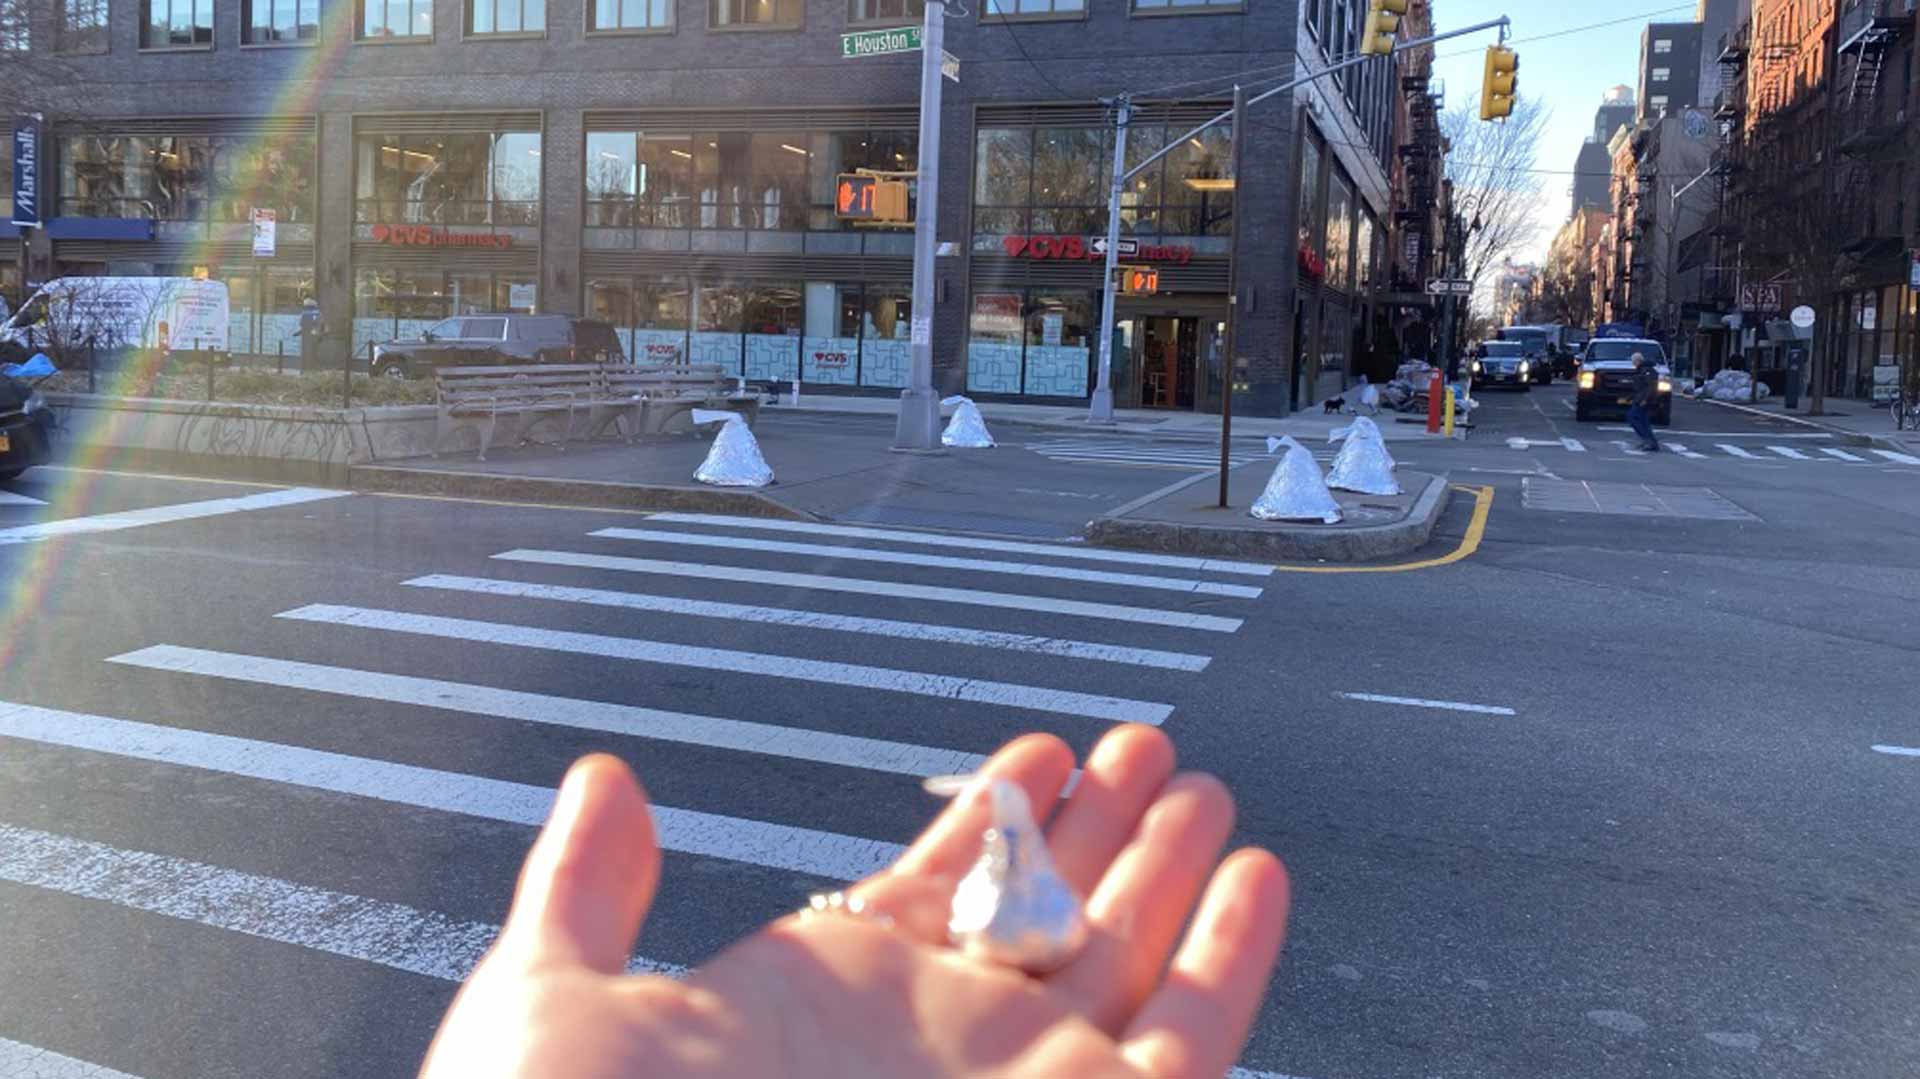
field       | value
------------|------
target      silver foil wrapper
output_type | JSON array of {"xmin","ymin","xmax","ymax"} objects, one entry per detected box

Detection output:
[
  {"xmin": 940, "ymin": 395, "xmax": 996, "ymax": 448},
  {"xmin": 1251, "ymin": 436, "xmax": 1343, "ymax": 523},
  {"xmin": 948, "ymin": 780, "xmax": 1087, "ymax": 974},
  {"xmin": 691, "ymin": 410, "xmax": 774, "ymax": 488},
  {"xmin": 1325, "ymin": 421, "xmax": 1400, "ymax": 496}
]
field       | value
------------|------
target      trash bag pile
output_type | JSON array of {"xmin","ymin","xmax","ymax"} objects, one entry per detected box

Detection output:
[
  {"xmin": 940, "ymin": 395, "xmax": 995, "ymax": 448},
  {"xmin": 1251, "ymin": 436, "xmax": 1343, "ymax": 524},
  {"xmin": 691, "ymin": 409, "xmax": 774, "ymax": 487},
  {"xmin": 1326, "ymin": 416, "xmax": 1401, "ymax": 496},
  {"xmin": 1694, "ymin": 368, "xmax": 1772, "ymax": 402}
]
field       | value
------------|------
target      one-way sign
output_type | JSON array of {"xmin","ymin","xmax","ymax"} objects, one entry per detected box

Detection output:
[
  {"xmin": 1426, "ymin": 278, "xmax": 1472, "ymax": 295},
  {"xmin": 1092, "ymin": 237, "xmax": 1138, "ymax": 257}
]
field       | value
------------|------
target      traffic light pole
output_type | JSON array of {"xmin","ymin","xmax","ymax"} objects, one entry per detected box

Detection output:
[
  {"xmin": 893, "ymin": 0, "xmax": 947, "ymax": 451},
  {"xmin": 1084, "ymin": 15, "xmax": 1510, "ymax": 426}
]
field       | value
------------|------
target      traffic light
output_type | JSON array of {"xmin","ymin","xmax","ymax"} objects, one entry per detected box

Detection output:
[
  {"xmin": 1480, "ymin": 45, "xmax": 1519, "ymax": 121},
  {"xmin": 836, "ymin": 173, "xmax": 910, "ymax": 222},
  {"xmin": 1360, "ymin": 0, "xmax": 1408, "ymax": 57}
]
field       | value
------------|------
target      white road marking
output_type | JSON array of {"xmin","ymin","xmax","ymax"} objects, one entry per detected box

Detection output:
[
  {"xmin": 1561, "ymin": 437, "xmax": 1587, "ymax": 452},
  {"xmin": 405, "ymin": 574, "xmax": 1210, "ymax": 671},
  {"xmin": 107, "ymin": 645, "xmax": 989, "ymax": 779},
  {"xmin": 0, "ymin": 822, "xmax": 685, "ymax": 986},
  {"xmin": 646, "ymin": 513, "xmax": 1274, "ymax": 577},
  {"xmin": 1766, "ymin": 445, "xmax": 1812, "ymax": 460},
  {"xmin": 1818, "ymin": 447, "xmax": 1868, "ymax": 462},
  {"xmin": 1717, "ymin": 444, "xmax": 1762, "ymax": 459},
  {"xmin": 493, "ymin": 549, "xmax": 1244, "ymax": 633},
  {"xmin": 591, "ymin": 528, "xmax": 1264, "ymax": 599},
  {"xmin": 1663, "ymin": 442, "xmax": 1709, "ymax": 459},
  {"xmin": 0, "ymin": 1036, "xmax": 141, "ymax": 1079},
  {"xmin": 1872, "ymin": 449, "xmax": 1920, "ymax": 465},
  {"xmin": 278, "ymin": 605, "xmax": 1175, "ymax": 725},
  {"xmin": 1335, "ymin": 692, "xmax": 1517, "ymax": 716},
  {"xmin": 0, "ymin": 488, "xmax": 346, "ymax": 546},
  {"xmin": 0, "ymin": 490, "xmax": 48, "ymax": 507},
  {"xmin": 1871, "ymin": 744, "xmax": 1920, "ymax": 758},
  {"xmin": 0, "ymin": 699, "xmax": 902, "ymax": 880}
]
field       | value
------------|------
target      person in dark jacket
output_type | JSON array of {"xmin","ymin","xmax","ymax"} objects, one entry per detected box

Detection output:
[
  {"xmin": 296, "ymin": 297, "xmax": 321, "ymax": 373},
  {"xmin": 1627, "ymin": 352, "xmax": 1661, "ymax": 452}
]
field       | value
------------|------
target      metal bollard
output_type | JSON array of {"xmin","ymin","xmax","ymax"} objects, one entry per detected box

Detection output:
[
  {"xmin": 277, "ymin": 339, "xmax": 285, "ymax": 375},
  {"xmin": 1426, "ymin": 369, "xmax": 1443, "ymax": 434}
]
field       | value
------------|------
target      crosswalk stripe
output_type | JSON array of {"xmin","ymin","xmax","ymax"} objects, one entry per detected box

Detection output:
[
  {"xmin": 1561, "ymin": 437, "xmax": 1586, "ymax": 452},
  {"xmin": 108, "ymin": 645, "xmax": 989, "ymax": 779},
  {"xmin": 1663, "ymin": 442, "xmax": 1708, "ymax": 459},
  {"xmin": 0, "ymin": 699, "xmax": 903, "ymax": 881},
  {"xmin": 278, "ymin": 605, "xmax": 1176, "ymax": 725},
  {"xmin": 0, "ymin": 822, "xmax": 685, "ymax": 986},
  {"xmin": 1766, "ymin": 445, "xmax": 1811, "ymax": 460},
  {"xmin": 0, "ymin": 1036, "xmax": 141, "ymax": 1079},
  {"xmin": 0, "ymin": 489, "xmax": 48, "ymax": 506},
  {"xmin": 493, "ymin": 549, "xmax": 1244, "ymax": 632},
  {"xmin": 1819, "ymin": 447, "xmax": 1868, "ymax": 462},
  {"xmin": 405, "ymin": 574, "xmax": 1211, "ymax": 672},
  {"xmin": 646, "ymin": 513, "xmax": 1275, "ymax": 577},
  {"xmin": 1872, "ymin": 448, "xmax": 1920, "ymax": 465},
  {"xmin": 1718, "ymin": 444, "xmax": 1761, "ymax": 459},
  {"xmin": 1036, "ymin": 455, "xmax": 1222, "ymax": 471},
  {"xmin": 0, "ymin": 488, "xmax": 346, "ymax": 546},
  {"xmin": 589, "ymin": 528, "xmax": 1264, "ymax": 600}
]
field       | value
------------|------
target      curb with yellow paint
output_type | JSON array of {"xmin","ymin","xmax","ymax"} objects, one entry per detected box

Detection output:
[{"xmin": 1272, "ymin": 484, "xmax": 1492, "ymax": 574}]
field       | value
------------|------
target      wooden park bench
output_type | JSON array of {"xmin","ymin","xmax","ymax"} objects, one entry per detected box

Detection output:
[
  {"xmin": 431, "ymin": 364, "xmax": 600, "ymax": 461},
  {"xmin": 432, "ymin": 361, "xmax": 763, "ymax": 459}
]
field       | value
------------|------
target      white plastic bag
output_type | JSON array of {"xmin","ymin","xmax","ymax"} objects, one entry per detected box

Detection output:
[
  {"xmin": 1251, "ymin": 436, "xmax": 1342, "ymax": 524},
  {"xmin": 940, "ymin": 395, "xmax": 995, "ymax": 448},
  {"xmin": 692, "ymin": 410, "xmax": 773, "ymax": 487}
]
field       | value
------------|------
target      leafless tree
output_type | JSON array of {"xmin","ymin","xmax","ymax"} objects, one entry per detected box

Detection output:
[
  {"xmin": 1529, "ymin": 259, "xmax": 1596, "ymax": 329},
  {"xmin": 0, "ymin": 0, "xmax": 86, "ymax": 117},
  {"xmin": 1440, "ymin": 98, "xmax": 1551, "ymax": 309}
]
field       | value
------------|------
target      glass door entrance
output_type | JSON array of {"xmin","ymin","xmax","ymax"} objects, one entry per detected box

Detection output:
[{"xmin": 1114, "ymin": 310, "xmax": 1228, "ymax": 412}]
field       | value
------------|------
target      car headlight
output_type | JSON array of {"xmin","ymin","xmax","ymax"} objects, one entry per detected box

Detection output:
[
  {"xmin": 1658, "ymin": 379, "xmax": 1672, "ymax": 393},
  {"xmin": 1519, "ymin": 361, "xmax": 1531, "ymax": 374},
  {"xmin": 1578, "ymin": 372, "xmax": 1596, "ymax": 389},
  {"xmin": 1470, "ymin": 360, "xmax": 1481, "ymax": 374},
  {"xmin": 22, "ymin": 391, "xmax": 46, "ymax": 414}
]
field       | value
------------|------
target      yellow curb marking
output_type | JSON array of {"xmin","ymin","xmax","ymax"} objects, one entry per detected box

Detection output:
[{"xmin": 1271, "ymin": 484, "xmax": 1494, "ymax": 574}]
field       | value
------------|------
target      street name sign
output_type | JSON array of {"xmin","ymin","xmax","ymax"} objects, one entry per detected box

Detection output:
[{"xmin": 841, "ymin": 27, "xmax": 920, "ymax": 57}]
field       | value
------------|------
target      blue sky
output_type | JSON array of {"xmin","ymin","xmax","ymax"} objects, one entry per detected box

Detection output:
[{"xmin": 1424, "ymin": 1, "xmax": 1701, "ymax": 262}]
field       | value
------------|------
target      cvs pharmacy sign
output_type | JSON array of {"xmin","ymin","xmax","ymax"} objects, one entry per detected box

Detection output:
[{"xmin": 1002, "ymin": 235, "xmax": 1193, "ymax": 265}]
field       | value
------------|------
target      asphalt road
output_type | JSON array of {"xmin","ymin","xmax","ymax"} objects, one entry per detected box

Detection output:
[{"xmin": 2, "ymin": 392, "xmax": 1917, "ymax": 1079}]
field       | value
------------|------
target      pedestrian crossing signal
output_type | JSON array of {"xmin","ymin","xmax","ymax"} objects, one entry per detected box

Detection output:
[
  {"xmin": 836, "ymin": 173, "xmax": 910, "ymax": 222},
  {"xmin": 1120, "ymin": 266, "xmax": 1160, "ymax": 295}
]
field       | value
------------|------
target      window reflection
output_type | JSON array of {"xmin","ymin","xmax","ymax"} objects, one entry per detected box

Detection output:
[
  {"xmin": 59, "ymin": 135, "xmax": 318, "ymax": 222},
  {"xmin": 971, "ymin": 124, "xmax": 1232, "ymax": 241},
  {"xmin": 359, "ymin": 0, "xmax": 431, "ymax": 37},
  {"xmin": 354, "ymin": 132, "xmax": 543, "ymax": 225}
]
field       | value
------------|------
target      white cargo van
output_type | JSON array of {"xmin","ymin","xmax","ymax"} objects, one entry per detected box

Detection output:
[{"xmin": 0, "ymin": 277, "xmax": 230, "ymax": 360}]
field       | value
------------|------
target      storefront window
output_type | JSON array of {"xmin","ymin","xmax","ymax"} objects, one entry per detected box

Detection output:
[
  {"xmin": 1161, "ymin": 125, "xmax": 1232, "ymax": 237},
  {"xmin": 352, "ymin": 268, "xmax": 532, "ymax": 355},
  {"xmin": 59, "ymin": 135, "xmax": 316, "ymax": 223},
  {"xmin": 142, "ymin": 0, "xmax": 213, "ymax": 47},
  {"xmin": 359, "ymin": 0, "xmax": 431, "ymax": 37},
  {"xmin": 493, "ymin": 276, "xmax": 537, "ymax": 313},
  {"xmin": 1325, "ymin": 172, "xmax": 1353, "ymax": 291},
  {"xmin": 1024, "ymin": 291, "xmax": 1095, "ymax": 397},
  {"xmin": 692, "ymin": 282, "xmax": 745, "ymax": 369},
  {"xmin": 354, "ymin": 131, "xmax": 542, "ymax": 225},
  {"xmin": 860, "ymin": 284, "xmax": 911, "ymax": 387},
  {"xmin": 587, "ymin": 128, "xmax": 914, "ymax": 233},
  {"xmin": 262, "ymin": 267, "xmax": 315, "ymax": 355},
  {"xmin": 1355, "ymin": 212, "xmax": 1376, "ymax": 290},
  {"xmin": 589, "ymin": 0, "xmax": 670, "ymax": 30},
  {"xmin": 743, "ymin": 281, "xmax": 803, "ymax": 380},
  {"xmin": 1297, "ymin": 135, "xmax": 1324, "ymax": 262},
  {"xmin": 1030, "ymin": 129, "xmax": 1106, "ymax": 236},
  {"xmin": 244, "ymin": 0, "xmax": 323, "ymax": 42},
  {"xmin": 973, "ymin": 129, "xmax": 1032, "ymax": 241},
  {"xmin": 967, "ymin": 291, "xmax": 1024, "ymax": 394}
]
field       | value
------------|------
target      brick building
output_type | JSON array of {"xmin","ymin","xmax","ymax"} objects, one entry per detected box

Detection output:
[{"xmin": 0, "ymin": 0, "xmax": 1419, "ymax": 416}]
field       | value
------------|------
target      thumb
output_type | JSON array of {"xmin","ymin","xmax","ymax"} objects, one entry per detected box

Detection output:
[{"xmin": 499, "ymin": 753, "xmax": 661, "ymax": 975}]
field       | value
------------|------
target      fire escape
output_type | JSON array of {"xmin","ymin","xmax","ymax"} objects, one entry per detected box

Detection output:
[
  {"xmin": 1704, "ymin": 23, "xmax": 1749, "ymax": 311},
  {"xmin": 1394, "ymin": 69, "xmax": 1443, "ymax": 295},
  {"xmin": 1835, "ymin": 0, "xmax": 1913, "ymax": 253}
]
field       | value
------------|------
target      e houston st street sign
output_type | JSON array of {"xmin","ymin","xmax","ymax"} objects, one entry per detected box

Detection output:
[{"xmin": 841, "ymin": 26, "xmax": 920, "ymax": 57}]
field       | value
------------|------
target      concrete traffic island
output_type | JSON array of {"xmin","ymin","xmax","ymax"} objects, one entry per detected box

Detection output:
[{"xmin": 1083, "ymin": 464, "xmax": 1450, "ymax": 562}]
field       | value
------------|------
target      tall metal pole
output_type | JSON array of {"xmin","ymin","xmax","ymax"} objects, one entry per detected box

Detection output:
[
  {"xmin": 1089, "ymin": 98, "xmax": 1131, "ymax": 424},
  {"xmin": 893, "ymin": 0, "xmax": 946, "ymax": 450},
  {"xmin": 1217, "ymin": 84, "xmax": 1245, "ymax": 508}
]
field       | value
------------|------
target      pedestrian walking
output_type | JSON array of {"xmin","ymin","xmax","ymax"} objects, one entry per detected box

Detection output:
[
  {"xmin": 296, "ymin": 296, "xmax": 321, "ymax": 373},
  {"xmin": 1627, "ymin": 351, "xmax": 1661, "ymax": 453}
]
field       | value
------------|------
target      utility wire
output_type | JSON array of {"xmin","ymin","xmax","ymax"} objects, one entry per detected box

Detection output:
[
  {"xmin": 1431, "ymin": 5, "xmax": 1698, "ymax": 59},
  {"xmin": 985, "ymin": 12, "xmax": 1080, "ymax": 102}
]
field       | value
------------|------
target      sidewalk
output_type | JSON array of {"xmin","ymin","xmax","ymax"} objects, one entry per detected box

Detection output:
[
  {"xmin": 1694, "ymin": 394, "xmax": 1919, "ymax": 451},
  {"xmin": 350, "ymin": 414, "xmax": 1445, "ymax": 559},
  {"xmin": 771, "ymin": 391, "xmax": 1444, "ymax": 443}
]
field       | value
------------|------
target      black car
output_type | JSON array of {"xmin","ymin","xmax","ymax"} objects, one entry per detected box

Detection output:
[
  {"xmin": 372, "ymin": 315, "xmax": 625, "ymax": 379},
  {"xmin": 0, "ymin": 374, "xmax": 54, "ymax": 481},
  {"xmin": 1495, "ymin": 326, "xmax": 1555, "ymax": 385},
  {"xmin": 1575, "ymin": 338, "xmax": 1672, "ymax": 424},
  {"xmin": 1470, "ymin": 341, "xmax": 1534, "ymax": 391}
]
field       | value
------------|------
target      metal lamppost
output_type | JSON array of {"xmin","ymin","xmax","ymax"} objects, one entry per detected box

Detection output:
[{"xmin": 892, "ymin": 0, "xmax": 948, "ymax": 451}]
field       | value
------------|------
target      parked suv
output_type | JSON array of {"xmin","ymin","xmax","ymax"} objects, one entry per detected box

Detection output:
[{"xmin": 371, "ymin": 315, "xmax": 624, "ymax": 379}]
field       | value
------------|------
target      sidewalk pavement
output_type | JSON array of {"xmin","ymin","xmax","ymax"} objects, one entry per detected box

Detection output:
[
  {"xmin": 350, "ymin": 412, "xmax": 1448, "ymax": 560},
  {"xmin": 769, "ymin": 391, "xmax": 1444, "ymax": 443},
  {"xmin": 1695, "ymin": 394, "xmax": 1920, "ymax": 451}
]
